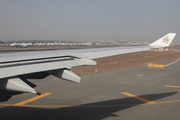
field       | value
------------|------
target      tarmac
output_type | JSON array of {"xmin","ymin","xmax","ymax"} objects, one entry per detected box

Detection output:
[{"xmin": 1, "ymin": 59, "xmax": 180, "ymax": 120}]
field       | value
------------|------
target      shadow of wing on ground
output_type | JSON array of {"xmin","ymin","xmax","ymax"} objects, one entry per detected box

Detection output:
[
  {"xmin": 0, "ymin": 90, "xmax": 23, "ymax": 102},
  {"xmin": 0, "ymin": 92, "xmax": 177, "ymax": 120}
]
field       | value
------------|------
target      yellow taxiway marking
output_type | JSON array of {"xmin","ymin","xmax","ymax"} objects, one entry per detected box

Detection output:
[
  {"xmin": 1, "ymin": 99, "xmax": 180, "ymax": 108},
  {"xmin": 166, "ymin": 85, "xmax": 180, "ymax": 88},
  {"xmin": 121, "ymin": 92, "xmax": 156, "ymax": 104},
  {"xmin": 14, "ymin": 93, "xmax": 52, "ymax": 105},
  {"xmin": 165, "ymin": 59, "xmax": 180, "ymax": 67}
]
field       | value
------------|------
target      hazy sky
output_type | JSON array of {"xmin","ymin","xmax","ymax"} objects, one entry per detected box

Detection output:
[{"xmin": 0, "ymin": 0, "xmax": 179, "ymax": 42}]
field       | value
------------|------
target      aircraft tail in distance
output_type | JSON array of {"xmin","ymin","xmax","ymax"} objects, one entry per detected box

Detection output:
[
  {"xmin": 32, "ymin": 40, "xmax": 36, "ymax": 45},
  {"xmin": 149, "ymin": 33, "xmax": 176, "ymax": 47}
]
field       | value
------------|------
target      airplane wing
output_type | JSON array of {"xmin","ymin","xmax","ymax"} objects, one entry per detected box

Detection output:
[{"xmin": 0, "ymin": 33, "xmax": 176, "ymax": 96}]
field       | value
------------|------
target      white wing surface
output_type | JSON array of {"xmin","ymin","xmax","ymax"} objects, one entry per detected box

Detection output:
[{"xmin": 0, "ymin": 33, "xmax": 176, "ymax": 97}]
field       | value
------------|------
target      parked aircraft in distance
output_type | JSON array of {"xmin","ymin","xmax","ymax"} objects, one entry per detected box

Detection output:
[
  {"xmin": 46, "ymin": 41, "xmax": 63, "ymax": 45},
  {"xmin": 46, "ymin": 41, "xmax": 57, "ymax": 45},
  {"xmin": 10, "ymin": 40, "xmax": 36, "ymax": 48},
  {"xmin": 0, "ymin": 33, "xmax": 176, "ymax": 101},
  {"xmin": 36, "ymin": 42, "xmax": 46, "ymax": 46}
]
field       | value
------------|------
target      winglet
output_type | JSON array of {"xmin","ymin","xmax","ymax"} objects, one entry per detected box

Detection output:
[{"xmin": 149, "ymin": 33, "xmax": 176, "ymax": 47}]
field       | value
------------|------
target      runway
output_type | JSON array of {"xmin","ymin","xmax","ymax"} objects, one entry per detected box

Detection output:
[{"xmin": 1, "ymin": 59, "xmax": 180, "ymax": 120}]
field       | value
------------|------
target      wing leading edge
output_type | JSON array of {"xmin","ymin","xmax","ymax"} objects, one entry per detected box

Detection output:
[{"xmin": 0, "ymin": 33, "xmax": 176, "ymax": 98}]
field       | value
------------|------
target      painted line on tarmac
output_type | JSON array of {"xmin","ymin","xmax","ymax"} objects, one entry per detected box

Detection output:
[
  {"xmin": 1, "ymin": 99, "xmax": 180, "ymax": 108},
  {"xmin": 14, "ymin": 93, "xmax": 52, "ymax": 105},
  {"xmin": 121, "ymin": 92, "xmax": 156, "ymax": 104},
  {"xmin": 165, "ymin": 59, "xmax": 180, "ymax": 67},
  {"xmin": 166, "ymin": 85, "xmax": 180, "ymax": 88}
]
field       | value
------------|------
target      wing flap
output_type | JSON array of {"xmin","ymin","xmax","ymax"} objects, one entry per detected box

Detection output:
[
  {"xmin": 0, "ymin": 60, "xmax": 78, "ymax": 79},
  {"xmin": 0, "ymin": 56, "xmax": 97, "ymax": 79}
]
